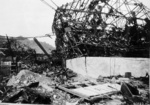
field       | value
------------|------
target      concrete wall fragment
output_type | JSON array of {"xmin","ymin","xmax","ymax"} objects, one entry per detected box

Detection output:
[{"xmin": 66, "ymin": 57, "xmax": 150, "ymax": 78}]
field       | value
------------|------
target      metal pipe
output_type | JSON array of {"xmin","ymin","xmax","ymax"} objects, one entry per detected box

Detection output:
[{"xmin": 34, "ymin": 38, "xmax": 51, "ymax": 60}]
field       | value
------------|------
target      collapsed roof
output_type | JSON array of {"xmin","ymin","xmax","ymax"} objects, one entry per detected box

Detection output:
[{"xmin": 52, "ymin": 0, "xmax": 150, "ymax": 59}]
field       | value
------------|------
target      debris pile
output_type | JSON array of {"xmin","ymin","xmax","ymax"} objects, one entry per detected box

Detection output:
[
  {"xmin": 0, "ymin": 70, "xmax": 54, "ymax": 104},
  {"xmin": 0, "ymin": 68, "xmax": 149, "ymax": 104},
  {"xmin": 0, "ymin": 0, "xmax": 150, "ymax": 104}
]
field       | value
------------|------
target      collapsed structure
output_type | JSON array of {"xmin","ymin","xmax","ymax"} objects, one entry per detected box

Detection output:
[
  {"xmin": 52, "ymin": 0, "xmax": 150, "ymax": 59},
  {"xmin": 0, "ymin": 0, "xmax": 149, "ymax": 104}
]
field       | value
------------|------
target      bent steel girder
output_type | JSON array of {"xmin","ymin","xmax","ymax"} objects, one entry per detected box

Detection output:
[{"xmin": 52, "ymin": 0, "xmax": 150, "ymax": 59}]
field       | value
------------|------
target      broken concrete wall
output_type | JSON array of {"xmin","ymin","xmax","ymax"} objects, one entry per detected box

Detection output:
[
  {"xmin": 66, "ymin": 57, "xmax": 150, "ymax": 78},
  {"xmin": 67, "ymin": 57, "xmax": 87, "ymax": 76}
]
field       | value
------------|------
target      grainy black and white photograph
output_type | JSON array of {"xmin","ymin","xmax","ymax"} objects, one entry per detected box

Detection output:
[{"xmin": 0, "ymin": 0, "xmax": 150, "ymax": 105}]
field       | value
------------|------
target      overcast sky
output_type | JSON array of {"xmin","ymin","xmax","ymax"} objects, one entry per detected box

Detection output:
[{"xmin": 0, "ymin": 0, "xmax": 149, "ymax": 47}]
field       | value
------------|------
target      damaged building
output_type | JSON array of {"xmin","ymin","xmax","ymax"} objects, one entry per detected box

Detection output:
[
  {"xmin": 52, "ymin": 0, "xmax": 150, "ymax": 77},
  {"xmin": 52, "ymin": 0, "xmax": 150, "ymax": 104},
  {"xmin": 0, "ymin": 0, "xmax": 150, "ymax": 104}
]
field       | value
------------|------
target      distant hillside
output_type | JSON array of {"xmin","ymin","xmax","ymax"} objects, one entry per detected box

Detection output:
[
  {"xmin": 19, "ymin": 39, "xmax": 55, "ymax": 54},
  {"xmin": 0, "ymin": 35, "xmax": 55, "ymax": 54}
]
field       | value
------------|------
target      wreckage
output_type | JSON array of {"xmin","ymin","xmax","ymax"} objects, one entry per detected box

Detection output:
[
  {"xmin": 52, "ymin": 0, "xmax": 150, "ymax": 59},
  {"xmin": 1, "ymin": 69, "xmax": 149, "ymax": 104},
  {"xmin": 0, "ymin": 0, "xmax": 150, "ymax": 104}
]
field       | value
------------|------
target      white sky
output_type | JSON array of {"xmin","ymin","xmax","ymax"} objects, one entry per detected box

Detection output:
[{"xmin": 0, "ymin": 0, "xmax": 150, "ymax": 47}]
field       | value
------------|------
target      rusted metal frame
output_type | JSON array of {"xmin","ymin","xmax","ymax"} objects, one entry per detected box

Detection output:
[
  {"xmin": 138, "ymin": 12, "xmax": 148, "ymax": 19},
  {"xmin": 65, "ymin": 49, "xmax": 83, "ymax": 58},
  {"xmin": 41, "ymin": 0, "xmax": 56, "ymax": 10},
  {"xmin": 73, "ymin": 0, "xmax": 82, "ymax": 19},
  {"xmin": 62, "ymin": 4, "xmax": 73, "ymax": 25},
  {"xmin": 78, "ymin": 0, "xmax": 84, "ymax": 9},
  {"xmin": 76, "ymin": 11, "xmax": 84, "ymax": 22},
  {"xmin": 124, "ymin": 1, "xmax": 133, "ymax": 17},
  {"xmin": 77, "ymin": 12, "xmax": 85, "ymax": 22},
  {"xmin": 64, "ymin": 39, "xmax": 88, "ymax": 55},
  {"xmin": 64, "ymin": 0, "xmax": 78, "ymax": 8},
  {"xmin": 142, "ymin": 8, "xmax": 150, "ymax": 19},
  {"xmin": 111, "ymin": 0, "xmax": 119, "ymax": 7},
  {"xmin": 136, "ymin": 7, "xmax": 149, "ymax": 23},
  {"xmin": 109, "ymin": 5, "xmax": 141, "ymax": 26},
  {"xmin": 68, "ymin": 43, "xmax": 82, "ymax": 57},
  {"xmin": 105, "ymin": 1, "xmax": 128, "ymax": 19},
  {"xmin": 61, "ymin": 8, "xmax": 82, "ymax": 23},
  {"xmin": 137, "ymin": 5, "xmax": 150, "ymax": 19},
  {"xmin": 128, "ymin": 0, "xmax": 137, "ymax": 13},
  {"xmin": 145, "ymin": 6, "xmax": 150, "ymax": 12},
  {"xmin": 74, "ymin": 0, "xmax": 80, "ymax": 9},
  {"xmin": 80, "ymin": 0, "xmax": 90, "ymax": 22},
  {"xmin": 129, "ymin": 3, "xmax": 145, "ymax": 19},
  {"xmin": 82, "ymin": 0, "xmax": 89, "ymax": 8},
  {"xmin": 60, "ymin": 8, "xmax": 146, "ymax": 21},
  {"xmin": 99, "ymin": 3, "xmax": 108, "ymax": 23},
  {"xmin": 67, "ymin": 0, "xmax": 76, "ymax": 16},
  {"xmin": 63, "ymin": 8, "xmax": 122, "ymax": 16},
  {"xmin": 125, "ymin": 2, "xmax": 139, "ymax": 6},
  {"xmin": 49, "ymin": 0, "xmax": 58, "ymax": 8},
  {"xmin": 80, "ymin": 12, "xmax": 88, "ymax": 23},
  {"xmin": 77, "ymin": 0, "xmax": 89, "ymax": 21},
  {"xmin": 69, "ymin": 43, "xmax": 83, "ymax": 57},
  {"xmin": 65, "ymin": 33, "xmax": 83, "ymax": 57},
  {"xmin": 65, "ymin": 42, "xmax": 85, "ymax": 49},
  {"xmin": 53, "ymin": 0, "xmax": 149, "ymax": 58},
  {"xmin": 106, "ymin": 17, "xmax": 124, "ymax": 31},
  {"xmin": 123, "ymin": 3, "xmax": 139, "ymax": 17},
  {"xmin": 125, "ymin": 0, "xmax": 139, "ymax": 5},
  {"xmin": 144, "ymin": 6, "xmax": 150, "ymax": 15},
  {"xmin": 117, "ymin": 0, "xmax": 120, "ymax": 12},
  {"xmin": 135, "ymin": 8, "xmax": 145, "ymax": 18}
]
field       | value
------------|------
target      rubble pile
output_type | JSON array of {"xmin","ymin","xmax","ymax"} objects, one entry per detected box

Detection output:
[
  {"xmin": 0, "ymin": 67, "xmax": 149, "ymax": 105},
  {"xmin": 0, "ymin": 0, "xmax": 149, "ymax": 105}
]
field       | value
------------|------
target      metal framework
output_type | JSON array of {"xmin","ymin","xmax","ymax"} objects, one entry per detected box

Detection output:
[{"xmin": 52, "ymin": 0, "xmax": 150, "ymax": 59}]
